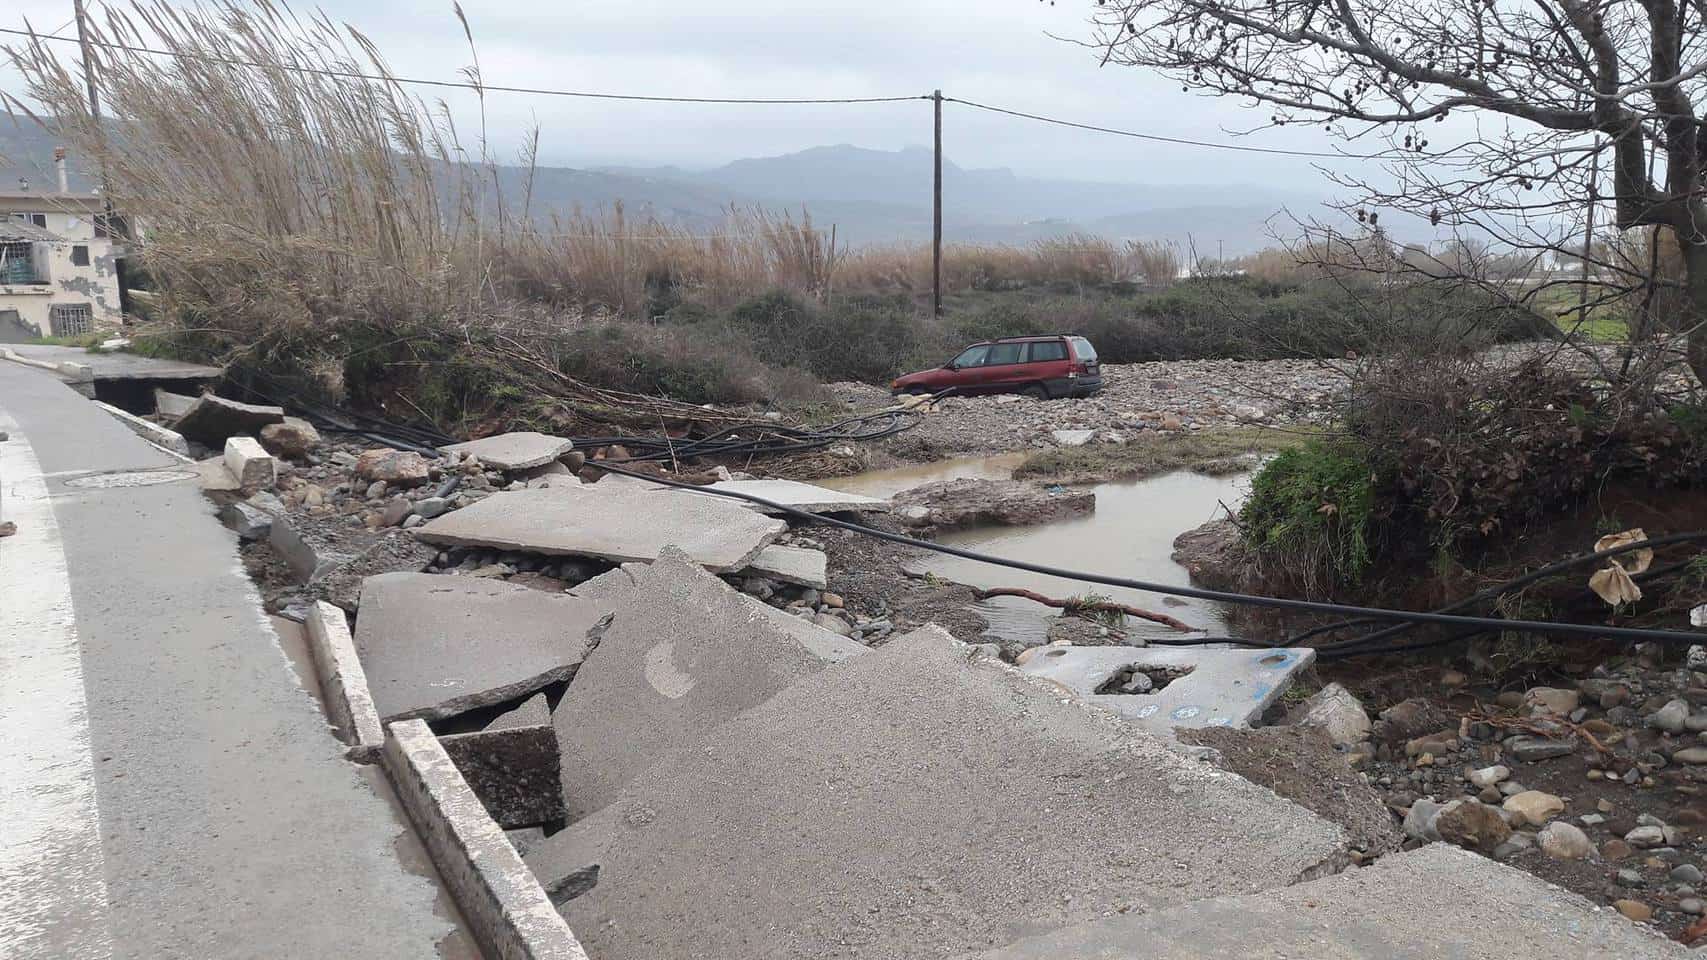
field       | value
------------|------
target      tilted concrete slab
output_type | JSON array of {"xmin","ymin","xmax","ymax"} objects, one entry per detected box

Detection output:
[
  {"xmin": 552, "ymin": 550, "xmax": 843, "ymax": 821},
  {"xmin": 439, "ymin": 724, "xmax": 564, "ymax": 829},
  {"xmin": 557, "ymin": 627, "xmax": 1349, "ymax": 960},
  {"xmin": 958, "ymin": 843, "xmax": 1690, "ymax": 959},
  {"xmin": 740, "ymin": 543, "xmax": 828, "ymax": 589},
  {"xmin": 1016, "ymin": 644, "xmax": 1315, "ymax": 735},
  {"xmin": 353, "ymin": 573, "xmax": 605, "ymax": 722},
  {"xmin": 414, "ymin": 486, "xmax": 786, "ymax": 573},
  {"xmin": 170, "ymin": 393, "xmax": 285, "ymax": 445},
  {"xmin": 441, "ymin": 431, "xmax": 575, "ymax": 471},
  {"xmin": 154, "ymin": 388, "xmax": 197, "ymax": 419},
  {"xmin": 700, "ymin": 478, "xmax": 892, "ymax": 514},
  {"xmin": 487, "ymin": 692, "xmax": 551, "ymax": 732}
]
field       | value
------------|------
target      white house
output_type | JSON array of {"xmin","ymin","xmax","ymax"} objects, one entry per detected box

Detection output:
[{"xmin": 0, "ymin": 161, "xmax": 126, "ymax": 341}]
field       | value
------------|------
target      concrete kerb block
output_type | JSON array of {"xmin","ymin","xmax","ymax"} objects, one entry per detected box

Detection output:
[
  {"xmin": 304, "ymin": 601, "xmax": 385, "ymax": 764},
  {"xmin": 383, "ymin": 719, "xmax": 591, "ymax": 960},
  {"xmin": 93, "ymin": 401, "xmax": 193, "ymax": 458},
  {"xmin": 224, "ymin": 436, "xmax": 276, "ymax": 490}
]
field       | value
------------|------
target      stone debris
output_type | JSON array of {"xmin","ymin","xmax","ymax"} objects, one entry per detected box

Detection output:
[
  {"xmin": 1287, "ymin": 682, "xmax": 1371, "ymax": 747},
  {"xmin": 219, "ymin": 501, "xmax": 274, "ymax": 541},
  {"xmin": 153, "ymin": 388, "xmax": 197, "ymax": 419},
  {"xmin": 959, "ymin": 844, "xmax": 1689, "ymax": 960},
  {"xmin": 891, "ymin": 478, "xmax": 1095, "ymax": 531},
  {"xmin": 440, "ymin": 432, "xmax": 575, "ymax": 471},
  {"xmin": 354, "ymin": 449, "xmax": 431, "ymax": 485},
  {"xmin": 1049, "ymin": 428, "xmax": 1094, "ymax": 446},
  {"xmin": 258, "ymin": 417, "xmax": 321, "ymax": 459},
  {"xmin": 697, "ymin": 478, "xmax": 891, "ymax": 515},
  {"xmin": 739, "ymin": 544, "xmax": 828, "ymax": 590},
  {"xmin": 1014, "ymin": 643, "xmax": 1315, "ymax": 735},
  {"xmin": 168, "ymin": 392, "xmax": 285, "ymax": 445},
  {"xmin": 414, "ymin": 485, "xmax": 786, "ymax": 573},
  {"xmin": 551, "ymin": 550, "xmax": 842, "ymax": 820},
  {"xmin": 555, "ymin": 626, "xmax": 1349, "ymax": 960},
  {"xmin": 352, "ymin": 572, "xmax": 605, "ymax": 722}
]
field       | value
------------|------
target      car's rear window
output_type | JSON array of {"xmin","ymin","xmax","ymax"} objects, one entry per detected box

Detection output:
[
  {"xmin": 1027, "ymin": 340, "xmax": 1068, "ymax": 362},
  {"xmin": 985, "ymin": 342, "xmax": 1026, "ymax": 365},
  {"xmin": 1070, "ymin": 337, "xmax": 1098, "ymax": 362}
]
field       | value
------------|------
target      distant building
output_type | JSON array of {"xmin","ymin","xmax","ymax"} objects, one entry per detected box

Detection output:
[{"xmin": 0, "ymin": 152, "xmax": 126, "ymax": 342}]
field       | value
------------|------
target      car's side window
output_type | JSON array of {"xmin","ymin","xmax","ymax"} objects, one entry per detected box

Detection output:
[
  {"xmin": 1028, "ymin": 341, "xmax": 1068, "ymax": 362},
  {"xmin": 953, "ymin": 345, "xmax": 991, "ymax": 367},
  {"xmin": 985, "ymin": 343, "xmax": 1025, "ymax": 366}
]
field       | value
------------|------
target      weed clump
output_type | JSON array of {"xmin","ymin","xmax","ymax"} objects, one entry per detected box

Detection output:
[{"xmin": 1240, "ymin": 440, "xmax": 1381, "ymax": 591}]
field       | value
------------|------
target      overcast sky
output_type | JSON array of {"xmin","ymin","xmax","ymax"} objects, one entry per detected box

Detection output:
[{"xmin": 2, "ymin": 0, "xmax": 1378, "ymax": 190}]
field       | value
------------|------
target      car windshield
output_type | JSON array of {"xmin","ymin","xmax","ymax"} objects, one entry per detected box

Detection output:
[
  {"xmin": 951, "ymin": 345, "xmax": 991, "ymax": 367},
  {"xmin": 1070, "ymin": 337, "xmax": 1098, "ymax": 362}
]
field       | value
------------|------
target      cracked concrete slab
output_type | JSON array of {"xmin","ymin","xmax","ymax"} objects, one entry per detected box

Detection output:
[
  {"xmin": 699, "ymin": 478, "xmax": 891, "ymax": 514},
  {"xmin": 1016, "ymin": 644, "xmax": 1315, "ymax": 735},
  {"xmin": 552, "ymin": 549, "xmax": 843, "ymax": 821},
  {"xmin": 740, "ymin": 544, "xmax": 828, "ymax": 589},
  {"xmin": 557, "ymin": 626, "xmax": 1348, "ymax": 960},
  {"xmin": 956, "ymin": 843, "xmax": 1690, "ymax": 959},
  {"xmin": 353, "ymin": 573, "xmax": 604, "ymax": 722},
  {"xmin": 441, "ymin": 432, "xmax": 574, "ymax": 471},
  {"xmin": 414, "ymin": 486, "xmax": 785, "ymax": 572},
  {"xmin": 168, "ymin": 393, "xmax": 285, "ymax": 445}
]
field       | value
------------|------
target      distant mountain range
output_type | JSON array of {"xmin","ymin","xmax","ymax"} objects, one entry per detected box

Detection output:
[{"xmin": 0, "ymin": 122, "xmax": 1338, "ymax": 253}]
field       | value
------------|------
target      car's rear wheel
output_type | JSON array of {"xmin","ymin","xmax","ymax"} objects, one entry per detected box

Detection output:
[{"xmin": 1022, "ymin": 383, "xmax": 1050, "ymax": 401}]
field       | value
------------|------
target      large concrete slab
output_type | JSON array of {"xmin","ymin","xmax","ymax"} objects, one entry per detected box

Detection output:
[
  {"xmin": 556, "ymin": 626, "xmax": 1349, "ymax": 960},
  {"xmin": 1017, "ymin": 644, "xmax": 1315, "ymax": 735},
  {"xmin": 740, "ymin": 543, "xmax": 828, "ymax": 589},
  {"xmin": 169, "ymin": 392, "xmax": 285, "ymax": 445},
  {"xmin": 552, "ymin": 550, "xmax": 841, "ymax": 820},
  {"xmin": 414, "ymin": 485, "xmax": 786, "ymax": 573},
  {"xmin": 700, "ymin": 478, "xmax": 891, "ymax": 514},
  {"xmin": 7, "ymin": 343, "xmax": 223, "ymax": 382},
  {"xmin": 441, "ymin": 431, "xmax": 574, "ymax": 471},
  {"xmin": 958, "ymin": 843, "xmax": 1690, "ymax": 959},
  {"xmin": 353, "ymin": 572, "xmax": 605, "ymax": 722}
]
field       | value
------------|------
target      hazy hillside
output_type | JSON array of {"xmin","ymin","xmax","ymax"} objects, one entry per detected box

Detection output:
[{"xmin": 0, "ymin": 122, "xmax": 1330, "ymax": 252}]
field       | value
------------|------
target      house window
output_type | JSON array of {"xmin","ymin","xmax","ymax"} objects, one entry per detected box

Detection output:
[
  {"xmin": 0, "ymin": 242, "xmax": 40, "ymax": 284},
  {"xmin": 71, "ymin": 245, "xmax": 90, "ymax": 267},
  {"xmin": 49, "ymin": 303, "xmax": 93, "ymax": 337},
  {"xmin": 29, "ymin": 214, "xmax": 45, "ymax": 228}
]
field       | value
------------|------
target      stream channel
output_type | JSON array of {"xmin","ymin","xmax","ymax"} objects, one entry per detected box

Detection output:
[{"xmin": 822, "ymin": 456, "xmax": 1254, "ymax": 645}]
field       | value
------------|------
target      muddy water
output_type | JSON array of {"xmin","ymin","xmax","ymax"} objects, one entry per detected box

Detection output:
[
  {"xmin": 826, "ymin": 457, "xmax": 1253, "ymax": 644},
  {"xmin": 818, "ymin": 452, "xmax": 1032, "ymax": 500}
]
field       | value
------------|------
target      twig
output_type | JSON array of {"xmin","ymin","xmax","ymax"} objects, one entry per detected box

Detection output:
[{"xmin": 970, "ymin": 586, "xmax": 1194, "ymax": 632}]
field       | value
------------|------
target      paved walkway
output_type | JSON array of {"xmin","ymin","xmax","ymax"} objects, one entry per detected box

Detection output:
[{"xmin": 0, "ymin": 361, "xmax": 465, "ymax": 958}]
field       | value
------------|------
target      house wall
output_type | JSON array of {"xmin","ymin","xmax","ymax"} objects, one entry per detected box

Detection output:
[{"xmin": 0, "ymin": 195, "xmax": 125, "ymax": 338}]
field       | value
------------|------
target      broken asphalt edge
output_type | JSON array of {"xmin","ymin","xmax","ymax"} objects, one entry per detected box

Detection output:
[
  {"xmin": 304, "ymin": 600, "xmax": 385, "ymax": 764},
  {"xmin": 383, "ymin": 719, "xmax": 591, "ymax": 960}
]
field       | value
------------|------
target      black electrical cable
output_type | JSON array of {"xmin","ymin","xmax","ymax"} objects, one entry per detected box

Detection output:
[{"xmin": 587, "ymin": 460, "xmax": 1707, "ymax": 650}]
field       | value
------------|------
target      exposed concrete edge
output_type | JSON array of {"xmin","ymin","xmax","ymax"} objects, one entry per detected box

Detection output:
[
  {"xmin": 304, "ymin": 600, "xmax": 385, "ymax": 764},
  {"xmin": 384, "ymin": 719, "xmax": 591, "ymax": 960},
  {"xmin": 93, "ymin": 400, "xmax": 193, "ymax": 458}
]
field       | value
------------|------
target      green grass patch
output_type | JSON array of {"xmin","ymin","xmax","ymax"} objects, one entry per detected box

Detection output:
[
  {"xmin": 1014, "ymin": 426, "xmax": 1307, "ymax": 484},
  {"xmin": 1239, "ymin": 438, "xmax": 1380, "ymax": 586}
]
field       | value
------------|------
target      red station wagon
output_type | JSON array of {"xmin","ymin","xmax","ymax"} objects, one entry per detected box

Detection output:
[{"xmin": 890, "ymin": 335, "xmax": 1103, "ymax": 399}]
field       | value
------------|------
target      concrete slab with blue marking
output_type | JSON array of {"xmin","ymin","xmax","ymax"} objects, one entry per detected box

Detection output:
[{"xmin": 1015, "ymin": 644, "xmax": 1315, "ymax": 735}]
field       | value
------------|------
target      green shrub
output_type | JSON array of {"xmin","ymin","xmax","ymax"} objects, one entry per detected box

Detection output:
[
  {"xmin": 1240, "ymin": 440, "xmax": 1381, "ymax": 587},
  {"xmin": 723, "ymin": 289, "xmax": 929, "ymax": 382}
]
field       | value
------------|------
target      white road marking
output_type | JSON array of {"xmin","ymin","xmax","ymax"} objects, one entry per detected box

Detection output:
[{"xmin": 0, "ymin": 409, "xmax": 114, "ymax": 959}]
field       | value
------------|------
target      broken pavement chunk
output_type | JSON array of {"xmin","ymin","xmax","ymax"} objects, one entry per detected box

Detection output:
[
  {"xmin": 353, "ymin": 572, "xmax": 604, "ymax": 722},
  {"xmin": 440, "ymin": 431, "xmax": 574, "ymax": 471},
  {"xmin": 223, "ymin": 436, "xmax": 276, "ymax": 490},
  {"xmin": 739, "ymin": 544, "xmax": 828, "ymax": 590},
  {"xmin": 438, "ymin": 724, "xmax": 564, "ymax": 829},
  {"xmin": 354, "ymin": 448, "xmax": 431, "ymax": 485},
  {"xmin": 552, "ymin": 549, "xmax": 841, "ymax": 820},
  {"xmin": 414, "ymin": 485, "xmax": 785, "ymax": 573},
  {"xmin": 169, "ymin": 392, "xmax": 285, "ymax": 445},
  {"xmin": 558, "ymin": 626, "xmax": 1349, "ymax": 960}
]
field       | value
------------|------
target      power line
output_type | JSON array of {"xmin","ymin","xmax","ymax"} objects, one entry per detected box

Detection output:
[
  {"xmin": 943, "ymin": 95, "xmax": 1380, "ymax": 160},
  {"xmin": 0, "ymin": 27, "xmax": 928, "ymax": 105}
]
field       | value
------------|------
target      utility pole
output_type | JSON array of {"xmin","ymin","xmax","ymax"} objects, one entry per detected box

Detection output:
[
  {"xmin": 73, "ymin": 0, "xmax": 103, "ymax": 124},
  {"xmin": 932, "ymin": 90, "xmax": 943, "ymax": 318},
  {"xmin": 1576, "ymin": 144, "xmax": 1600, "ymax": 331}
]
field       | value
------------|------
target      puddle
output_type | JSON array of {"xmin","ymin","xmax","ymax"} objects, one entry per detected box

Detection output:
[
  {"xmin": 818, "ymin": 452, "xmax": 1031, "ymax": 500},
  {"xmin": 827, "ymin": 456, "xmax": 1252, "ymax": 645}
]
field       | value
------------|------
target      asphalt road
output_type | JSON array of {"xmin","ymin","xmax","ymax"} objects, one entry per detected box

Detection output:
[{"xmin": 0, "ymin": 360, "xmax": 467, "ymax": 958}]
